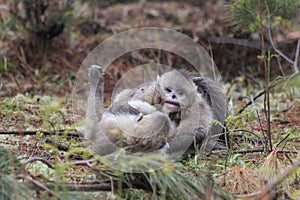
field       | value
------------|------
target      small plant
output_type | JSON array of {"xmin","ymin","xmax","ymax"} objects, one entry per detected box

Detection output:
[
  {"xmin": 0, "ymin": 57, "xmax": 12, "ymax": 73},
  {"xmin": 227, "ymin": 0, "xmax": 300, "ymax": 73},
  {"xmin": 227, "ymin": 0, "xmax": 297, "ymax": 33}
]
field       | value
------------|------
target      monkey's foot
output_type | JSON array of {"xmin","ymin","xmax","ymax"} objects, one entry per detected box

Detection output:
[{"xmin": 89, "ymin": 65, "xmax": 103, "ymax": 90}]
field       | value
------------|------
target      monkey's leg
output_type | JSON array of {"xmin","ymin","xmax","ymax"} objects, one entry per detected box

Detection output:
[{"xmin": 85, "ymin": 65, "xmax": 104, "ymax": 140}]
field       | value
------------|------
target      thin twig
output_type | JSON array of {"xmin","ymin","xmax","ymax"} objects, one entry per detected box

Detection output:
[
  {"xmin": 256, "ymin": 109, "xmax": 268, "ymax": 151},
  {"xmin": 16, "ymin": 174, "xmax": 63, "ymax": 200},
  {"xmin": 212, "ymin": 148, "xmax": 298, "ymax": 155},
  {"xmin": 293, "ymin": 38, "xmax": 300, "ymax": 73},
  {"xmin": 206, "ymin": 36, "xmax": 270, "ymax": 50},
  {"xmin": 265, "ymin": 7, "xmax": 294, "ymax": 64},
  {"xmin": 237, "ymin": 90, "xmax": 265, "ymax": 114},
  {"xmin": 232, "ymin": 149, "xmax": 297, "ymax": 154},
  {"xmin": 276, "ymin": 56, "xmax": 286, "ymax": 76},
  {"xmin": 9, "ymin": 73, "xmax": 21, "ymax": 92},
  {"xmin": 267, "ymin": 27, "xmax": 294, "ymax": 64},
  {"xmin": 265, "ymin": 1, "xmax": 300, "ymax": 75},
  {"xmin": 231, "ymin": 129, "xmax": 265, "ymax": 147},
  {"xmin": 275, "ymin": 134, "xmax": 290, "ymax": 149},
  {"xmin": 24, "ymin": 157, "xmax": 95, "ymax": 169},
  {"xmin": 70, "ymin": 159, "xmax": 95, "ymax": 167},
  {"xmin": 259, "ymin": 0, "xmax": 272, "ymax": 152}
]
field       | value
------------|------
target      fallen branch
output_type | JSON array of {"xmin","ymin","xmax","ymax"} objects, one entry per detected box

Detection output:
[
  {"xmin": 24, "ymin": 157, "xmax": 96, "ymax": 169},
  {"xmin": 230, "ymin": 148, "xmax": 298, "ymax": 155},
  {"xmin": 24, "ymin": 179, "xmax": 152, "ymax": 192},
  {"xmin": 212, "ymin": 148, "xmax": 298, "ymax": 155},
  {"xmin": 16, "ymin": 174, "xmax": 63, "ymax": 200},
  {"xmin": 56, "ymin": 180, "xmax": 152, "ymax": 192},
  {"xmin": 23, "ymin": 156, "xmax": 55, "ymax": 169},
  {"xmin": 206, "ymin": 36, "xmax": 270, "ymax": 50},
  {"xmin": 0, "ymin": 130, "xmax": 82, "ymax": 137},
  {"xmin": 70, "ymin": 159, "xmax": 95, "ymax": 167}
]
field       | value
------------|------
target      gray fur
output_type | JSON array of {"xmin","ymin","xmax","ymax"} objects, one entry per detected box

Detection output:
[
  {"xmin": 85, "ymin": 65, "xmax": 172, "ymax": 155},
  {"xmin": 85, "ymin": 66, "xmax": 226, "ymax": 158}
]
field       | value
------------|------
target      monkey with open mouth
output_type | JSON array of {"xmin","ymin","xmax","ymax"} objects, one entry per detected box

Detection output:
[{"xmin": 84, "ymin": 65, "xmax": 226, "ymax": 158}]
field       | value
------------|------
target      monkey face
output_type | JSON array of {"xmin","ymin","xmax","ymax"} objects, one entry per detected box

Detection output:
[
  {"xmin": 162, "ymin": 86, "xmax": 187, "ymax": 113},
  {"xmin": 158, "ymin": 70, "xmax": 195, "ymax": 113}
]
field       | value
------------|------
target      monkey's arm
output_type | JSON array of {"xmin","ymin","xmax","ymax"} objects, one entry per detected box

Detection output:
[
  {"xmin": 166, "ymin": 102, "xmax": 202, "ymax": 159},
  {"xmin": 166, "ymin": 118, "xmax": 198, "ymax": 159}
]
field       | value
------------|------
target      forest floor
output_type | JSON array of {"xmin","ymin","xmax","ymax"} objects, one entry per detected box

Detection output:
[{"xmin": 0, "ymin": 1, "xmax": 299, "ymax": 199}]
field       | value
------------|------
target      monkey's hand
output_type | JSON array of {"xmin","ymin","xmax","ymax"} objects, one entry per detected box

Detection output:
[
  {"xmin": 128, "ymin": 100, "xmax": 157, "ymax": 114},
  {"xmin": 89, "ymin": 65, "xmax": 103, "ymax": 90}
]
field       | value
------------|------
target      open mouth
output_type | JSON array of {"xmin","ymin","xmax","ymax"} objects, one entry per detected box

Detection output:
[{"xmin": 164, "ymin": 100, "xmax": 180, "ymax": 109}]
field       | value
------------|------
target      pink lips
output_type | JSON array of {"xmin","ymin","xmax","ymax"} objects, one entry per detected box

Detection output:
[{"xmin": 164, "ymin": 100, "xmax": 180, "ymax": 108}]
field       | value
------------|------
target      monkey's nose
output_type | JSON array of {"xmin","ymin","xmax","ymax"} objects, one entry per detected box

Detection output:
[{"xmin": 172, "ymin": 95, "xmax": 176, "ymax": 99}]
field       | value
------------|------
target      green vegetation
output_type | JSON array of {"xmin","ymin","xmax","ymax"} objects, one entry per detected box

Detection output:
[
  {"xmin": 0, "ymin": 0, "xmax": 299, "ymax": 199},
  {"xmin": 227, "ymin": 0, "xmax": 298, "ymax": 33}
]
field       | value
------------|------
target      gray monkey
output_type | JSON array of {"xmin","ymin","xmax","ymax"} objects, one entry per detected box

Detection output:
[
  {"xmin": 85, "ymin": 65, "xmax": 226, "ymax": 158},
  {"xmin": 109, "ymin": 68, "xmax": 226, "ymax": 156},
  {"xmin": 84, "ymin": 65, "xmax": 173, "ymax": 155}
]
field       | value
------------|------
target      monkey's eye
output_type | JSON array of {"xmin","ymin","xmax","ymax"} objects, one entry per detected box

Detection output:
[
  {"xmin": 178, "ymin": 91, "xmax": 184, "ymax": 96},
  {"xmin": 165, "ymin": 87, "xmax": 172, "ymax": 93}
]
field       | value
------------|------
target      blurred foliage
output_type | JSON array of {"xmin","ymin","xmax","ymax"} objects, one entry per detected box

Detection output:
[
  {"xmin": 91, "ymin": 0, "xmax": 212, "ymax": 7},
  {"xmin": 8, "ymin": 0, "xmax": 73, "ymax": 40},
  {"xmin": 0, "ymin": 145, "xmax": 24, "ymax": 175},
  {"xmin": 227, "ymin": 0, "xmax": 298, "ymax": 33},
  {"xmin": 0, "ymin": 0, "xmax": 75, "ymax": 64},
  {"xmin": 0, "ymin": 1, "xmax": 299, "ymax": 199},
  {"xmin": 0, "ymin": 146, "xmax": 33, "ymax": 200}
]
